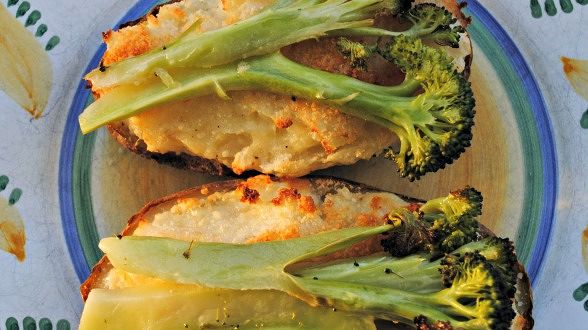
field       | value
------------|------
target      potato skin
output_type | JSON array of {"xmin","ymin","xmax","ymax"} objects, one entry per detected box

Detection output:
[{"xmin": 108, "ymin": 122, "xmax": 233, "ymax": 176}]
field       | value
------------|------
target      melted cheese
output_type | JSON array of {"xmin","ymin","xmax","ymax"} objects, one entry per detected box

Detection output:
[{"xmin": 126, "ymin": 92, "xmax": 394, "ymax": 176}]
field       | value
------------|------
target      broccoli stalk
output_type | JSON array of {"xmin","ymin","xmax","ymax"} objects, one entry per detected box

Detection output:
[
  {"xmin": 80, "ymin": 286, "xmax": 377, "ymax": 329},
  {"xmin": 99, "ymin": 224, "xmax": 398, "ymax": 298},
  {"xmin": 87, "ymin": 0, "xmax": 412, "ymax": 91},
  {"xmin": 99, "ymin": 189, "xmax": 518, "ymax": 329},
  {"xmin": 80, "ymin": 35, "xmax": 474, "ymax": 180},
  {"xmin": 292, "ymin": 252, "xmax": 515, "ymax": 329},
  {"xmin": 336, "ymin": 3, "xmax": 466, "ymax": 48},
  {"xmin": 293, "ymin": 252, "xmax": 444, "ymax": 293},
  {"xmin": 293, "ymin": 236, "xmax": 518, "ymax": 296}
]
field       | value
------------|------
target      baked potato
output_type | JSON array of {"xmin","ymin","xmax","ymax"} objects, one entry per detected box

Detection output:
[
  {"xmin": 85, "ymin": 0, "xmax": 474, "ymax": 178},
  {"xmin": 80, "ymin": 176, "xmax": 532, "ymax": 329}
]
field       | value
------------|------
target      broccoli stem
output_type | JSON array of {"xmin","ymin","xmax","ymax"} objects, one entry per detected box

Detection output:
[
  {"xmin": 291, "ymin": 277, "xmax": 456, "ymax": 324},
  {"xmin": 80, "ymin": 52, "xmax": 428, "ymax": 134},
  {"xmin": 292, "ymin": 273, "xmax": 497, "ymax": 328},
  {"xmin": 293, "ymin": 253, "xmax": 444, "ymax": 293},
  {"xmin": 99, "ymin": 224, "xmax": 396, "ymax": 290},
  {"xmin": 330, "ymin": 25, "xmax": 444, "ymax": 38},
  {"xmin": 80, "ymin": 286, "xmax": 377, "ymax": 330},
  {"xmin": 87, "ymin": 0, "xmax": 407, "ymax": 91}
]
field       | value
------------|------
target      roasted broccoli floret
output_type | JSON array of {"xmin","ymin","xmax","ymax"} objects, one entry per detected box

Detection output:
[
  {"xmin": 381, "ymin": 36, "xmax": 475, "ymax": 180},
  {"xmin": 336, "ymin": 3, "xmax": 466, "ymax": 69},
  {"xmin": 382, "ymin": 208, "xmax": 434, "ymax": 257},
  {"xmin": 404, "ymin": 3, "xmax": 465, "ymax": 47},
  {"xmin": 337, "ymin": 3, "xmax": 465, "ymax": 47},
  {"xmin": 420, "ymin": 186, "xmax": 483, "ymax": 219},
  {"xmin": 396, "ymin": 252, "xmax": 516, "ymax": 329},
  {"xmin": 453, "ymin": 236, "xmax": 519, "ymax": 297},
  {"xmin": 382, "ymin": 187, "xmax": 482, "ymax": 256},
  {"xmin": 294, "ymin": 236, "xmax": 519, "ymax": 297},
  {"xmin": 419, "ymin": 187, "xmax": 483, "ymax": 253},
  {"xmin": 336, "ymin": 37, "xmax": 378, "ymax": 70}
]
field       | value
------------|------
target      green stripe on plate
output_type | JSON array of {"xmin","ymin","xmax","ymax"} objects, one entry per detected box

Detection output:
[{"xmin": 468, "ymin": 19, "xmax": 544, "ymax": 265}]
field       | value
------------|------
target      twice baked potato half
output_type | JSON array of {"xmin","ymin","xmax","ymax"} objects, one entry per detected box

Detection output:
[
  {"xmin": 84, "ymin": 0, "xmax": 475, "ymax": 178},
  {"xmin": 80, "ymin": 176, "xmax": 532, "ymax": 329}
]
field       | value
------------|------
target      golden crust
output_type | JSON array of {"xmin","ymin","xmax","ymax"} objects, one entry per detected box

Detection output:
[
  {"xmin": 80, "ymin": 179, "xmax": 243, "ymax": 300},
  {"xmin": 101, "ymin": 0, "xmax": 187, "ymax": 66},
  {"xmin": 102, "ymin": 26, "xmax": 154, "ymax": 66}
]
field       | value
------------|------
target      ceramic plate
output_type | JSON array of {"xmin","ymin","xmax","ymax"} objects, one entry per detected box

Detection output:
[{"xmin": 0, "ymin": 0, "xmax": 586, "ymax": 328}]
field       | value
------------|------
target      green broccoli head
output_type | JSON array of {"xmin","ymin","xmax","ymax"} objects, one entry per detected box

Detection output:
[
  {"xmin": 336, "ymin": 37, "xmax": 375, "ymax": 70},
  {"xmin": 380, "ymin": 35, "xmax": 475, "ymax": 181},
  {"xmin": 382, "ymin": 200, "xmax": 479, "ymax": 258},
  {"xmin": 425, "ymin": 25, "xmax": 466, "ymax": 48},
  {"xmin": 416, "ymin": 187, "xmax": 482, "ymax": 253},
  {"xmin": 478, "ymin": 238, "xmax": 518, "ymax": 295},
  {"xmin": 332, "ymin": 3, "xmax": 465, "ymax": 48},
  {"xmin": 431, "ymin": 252, "xmax": 516, "ymax": 329},
  {"xmin": 290, "ymin": 248, "xmax": 517, "ymax": 329},
  {"xmin": 407, "ymin": 3, "xmax": 456, "ymax": 27},
  {"xmin": 439, "ymin": 250, "xmax": 488, "ymax": 287},
  {"xmin": 454, "ymin": 237, "xmax": 519, "ymax": 298},
  {"xmin": 333, "ymin": 5, "xmax": 474, "ymax": 181},
  {"xmin": 431, "ymin": 218, "xmax": 477, "ymax": 256},
  {"xmin": 405, "ymin": 3, "xmax": 465, "ymax": 48},
  {"xmin": 450, "ymin": 186, "xmax": 484, "ymax": 217}
]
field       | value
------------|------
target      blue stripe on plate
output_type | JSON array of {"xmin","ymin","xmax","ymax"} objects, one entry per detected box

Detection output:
[
  {"xmin": 58, "ymin": 0, "xmax": 161, "ymax": 283},
  {"xmin": 467, "ymin": 0, "xmax": 557, "ymax": 284}
]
